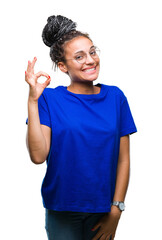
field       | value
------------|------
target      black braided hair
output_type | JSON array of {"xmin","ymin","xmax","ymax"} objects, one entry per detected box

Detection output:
[{"xmin": 42, "ymin": 15, "xmax": 92, "ymax": 70}]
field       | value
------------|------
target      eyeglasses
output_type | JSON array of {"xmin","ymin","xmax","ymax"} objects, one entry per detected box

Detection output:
[{"xmin": 66, "ymin": 46, "xmax": 100, "ymax": 64}]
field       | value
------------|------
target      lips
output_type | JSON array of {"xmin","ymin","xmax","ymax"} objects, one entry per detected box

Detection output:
[
  {"xmin": 84, "ymin": 67, "xmax": 96, "ymax": 72},
  {"xmin": 82, "ymin": 66, "xmax": 96, "ymax": 73}
]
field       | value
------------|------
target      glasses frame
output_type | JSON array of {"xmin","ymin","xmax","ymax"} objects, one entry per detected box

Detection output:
[{"xmin": 65, "ymin": 46, "xmax": 100, "ymax": 64}]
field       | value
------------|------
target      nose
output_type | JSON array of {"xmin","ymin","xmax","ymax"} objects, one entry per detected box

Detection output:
[{"xmin": 85, "ymin": 53, "xmax": 95, "ymax": 64}]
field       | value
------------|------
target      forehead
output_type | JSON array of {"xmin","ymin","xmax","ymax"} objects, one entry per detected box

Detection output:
[{"xmin": 64, "ymin": 36, "xmax": 93, "ymax": 56}]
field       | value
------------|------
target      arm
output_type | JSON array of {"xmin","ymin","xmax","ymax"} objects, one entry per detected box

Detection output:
[
  {"xmin": 92, "ymin": 135, "xmax": 130, "ymax": 240},
  {"xmin": 25, "ymin": 57, "xmax": 51, "ymax": 164},
  {"xmin": 111, "ymin": 134, "xmax": 130, "ymax": 214},
  {"xmin": 26, "ymin": 100, "xmax": 51, "ymax": 164}
]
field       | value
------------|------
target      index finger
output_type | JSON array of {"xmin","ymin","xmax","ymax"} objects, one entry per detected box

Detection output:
[{"xmin": 35, "ymin": 71, "xmax": 50, "ymax": 79}]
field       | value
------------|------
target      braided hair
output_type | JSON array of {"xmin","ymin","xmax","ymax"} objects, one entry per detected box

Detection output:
[{"xmin": 42, "ymin": 15, "xmax": 91, "ymax": 70}]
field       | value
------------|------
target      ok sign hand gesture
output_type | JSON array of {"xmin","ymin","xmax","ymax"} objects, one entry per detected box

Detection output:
[{"xmin": 25, "ymin": 57, "xmax": 51, "ymax": 102}]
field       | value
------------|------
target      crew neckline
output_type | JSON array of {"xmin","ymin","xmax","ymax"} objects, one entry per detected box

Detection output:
[{"xmin": 60, "ymin": 83, "xmax": 104, "ymax": 99}]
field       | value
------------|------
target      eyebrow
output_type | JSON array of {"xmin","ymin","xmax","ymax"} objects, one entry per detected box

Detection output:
[{"xmin": 74, "ymin": 45, "xmax": 95, "ymax": 55}]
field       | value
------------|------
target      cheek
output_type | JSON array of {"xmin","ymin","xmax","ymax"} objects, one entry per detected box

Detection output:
[
  {"xmin": 96, "ymin": 62, "xmax": 100, "ymax": 72},
  {"xmin": 97, "ymin": 58, "xmax": 100, "ymax": 66},
  {"xmin": 68, "ymin": 66, "xmax": 82, "ymax": 78},
  {"xmin": 68, "ymin": 62, "xmax": 82, "ymax": 71}
]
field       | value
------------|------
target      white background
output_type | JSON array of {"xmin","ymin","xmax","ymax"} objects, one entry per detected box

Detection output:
[{"xmin": 0, "ymin": 0, "xmax": 162, "ymax": 239}]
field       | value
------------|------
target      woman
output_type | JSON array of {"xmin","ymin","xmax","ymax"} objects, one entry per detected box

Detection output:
[{"xmin": 25, "ymin": 15, "xmax": 137, "ymax": 240}]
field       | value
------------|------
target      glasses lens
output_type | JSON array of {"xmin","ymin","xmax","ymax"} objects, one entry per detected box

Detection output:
[
  {"xmin": 76, "ymin": 47, "xmax": 100, "ymax": 64},
  {"xmin": 76, "ymin": 54, "xmax": 86, "ymax": 64},
  {"xmin": 95, "ymin": 48, "xmax": 100, "ymax": 57},
  {"xmin": 78, "ymin": 59, "xmax": 86, "ymax": 64}
]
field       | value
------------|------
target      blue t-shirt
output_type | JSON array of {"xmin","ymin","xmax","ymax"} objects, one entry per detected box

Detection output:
[{"xmin": 26, "ymin": 83, "xmax": 137, "ymax": 213}]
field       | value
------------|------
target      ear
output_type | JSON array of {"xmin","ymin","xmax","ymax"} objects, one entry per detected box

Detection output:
[{"xmin": 58, "ymin": 62, "xmax": 68, "ymax": 73}]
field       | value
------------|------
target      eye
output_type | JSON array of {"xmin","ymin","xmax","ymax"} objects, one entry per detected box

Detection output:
[
  {"xmin": 90, "ymin": 50, "xmax": 97, "ymax": 56},
  {"xmin": 75, "ymin": 55, "xmax": 84, "ymax": 60}
]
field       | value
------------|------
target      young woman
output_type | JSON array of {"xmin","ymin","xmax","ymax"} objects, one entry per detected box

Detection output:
[{"xmin": 25, "ymin": 15, "xmax": 137, "ymax": 240}]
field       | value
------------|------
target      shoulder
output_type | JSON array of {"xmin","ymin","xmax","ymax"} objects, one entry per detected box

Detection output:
[
  {"xmin": 103, "ymin": 84, "xmax": 126, "ymax": 102},
  {"xmin": 38, "ymin": 86, "xmax": 60, "ymax": 106},
  {"xmin": 41, "ymin": 86, "xmax": 62, "ymax": 99},
  {"xmin": 42, "ymin": 86, "xmax": 57, "ymax": 95}
]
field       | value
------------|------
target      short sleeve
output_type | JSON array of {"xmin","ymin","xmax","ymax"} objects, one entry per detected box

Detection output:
[
  {"xmin": 120, "ymin": 95, "xmax": 137, "ymax": 137},
  {"xmin": 26, "ymin": 93, "xmax": 51, "ymax": 128}
]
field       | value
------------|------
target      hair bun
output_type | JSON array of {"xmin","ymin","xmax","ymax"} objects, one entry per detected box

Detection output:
[{"xmin": 42, "ymin": 15, "xmax": 77, "ymax": 47}]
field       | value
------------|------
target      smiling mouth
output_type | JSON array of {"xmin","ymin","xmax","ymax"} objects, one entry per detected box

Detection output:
[{"xmin": 82, "ymin": 67, "xmax": 96, "ymax": 73}]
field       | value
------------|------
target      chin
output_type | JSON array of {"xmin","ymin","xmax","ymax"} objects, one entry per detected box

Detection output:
[
  {"xmin": 87, "ymin": 73, "xmax": 100, "ymax": 81},
  {"xmin": 81, "ymin": 71, "xmax": 100, "ymax": 82}
]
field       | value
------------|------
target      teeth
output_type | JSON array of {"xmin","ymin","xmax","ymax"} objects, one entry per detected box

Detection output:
[{"xmin": 84, "ymin": 68, "xmax": 95, "ymax": 72}]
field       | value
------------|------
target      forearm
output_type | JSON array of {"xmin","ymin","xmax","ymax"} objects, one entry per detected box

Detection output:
[
  {"xmin": 113, "ymin": 158, "xmax": 130, "ymax": 202},
  {"xmin": 27, "ymin": 98, "xmax": 48, "ymax": 164},
  {"xmin": 111, "ymin": 135, "xmax": 130, "ymax": 215}
]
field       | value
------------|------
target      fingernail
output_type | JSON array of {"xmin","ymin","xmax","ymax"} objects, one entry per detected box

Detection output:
[
  {"xmin": 25, "ymin": 71, "xmax": 26, "ymax": 74},
  {"xmin": 34, "ymin": 57, "xmax": 37, "ymax": 60},
  {"xmin": 48, "ymin": 75, "xmax": 51, "ymax": 78}
]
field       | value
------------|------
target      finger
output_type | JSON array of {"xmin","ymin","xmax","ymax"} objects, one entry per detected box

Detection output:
[
  {"xmin": 105, "ymin": 235, "xmax": 109, "ymax": 240},
  {"xmin": 25, "ymin": 69, "xmax": 35, "ymax": 83},
  {"xmin": 26, "ymin": 57, "xmax": 37, "ymax": 73},
  {"xmin": 25, "ymin": 71, "xmax": 29, "ymax": 83},
  {"xmin": 100, "ymin": 233, "xmax": 107, "ymax": 240},
  {"xmin": 27, "ymin": 60, "xmax": 32, "ymax": 72},
  {"xmin": 42, "ymin": 76, "xmax": 51, "ymax": 88},
  {"xmin": 91, "ymin": 223, "xmax": 101, "ymax": 232},
  {"xmin": 109, "ymin": 234, "xmax": 115, "ymax": 240},
  {"xmin": 30, "ymin": 57, "xmax": 37, "ymax": 70},
  {"xmin": 91, "ymin": 232, "xmax": 104, "ymax": 240},
  {"xmin": 35, "ymin": 71, "xmax": 50, "ymax": 79}
]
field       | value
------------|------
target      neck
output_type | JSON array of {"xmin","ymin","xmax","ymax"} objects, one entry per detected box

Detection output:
[{"xmin": 67, "ymin": 81, "xmax": 99, "ymax": 94}]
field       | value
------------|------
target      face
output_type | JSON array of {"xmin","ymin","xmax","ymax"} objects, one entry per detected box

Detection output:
[{"xmin": 58, "ymin": 36, "xmax": 100, "ymax": 83}]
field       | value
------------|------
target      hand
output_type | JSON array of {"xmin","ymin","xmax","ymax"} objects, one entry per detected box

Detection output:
[
  {"xmin": 91, "ymin": 207, "xmax": 121, "ymax": 240},
  {"xmin": 25, "ymin": 57, "xmax": 51, "ymax": 101}
]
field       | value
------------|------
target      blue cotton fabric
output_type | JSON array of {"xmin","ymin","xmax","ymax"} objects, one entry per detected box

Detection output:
[{"xmin": 26, "ymin": 83, "xmax": 137, "ymax": 213}]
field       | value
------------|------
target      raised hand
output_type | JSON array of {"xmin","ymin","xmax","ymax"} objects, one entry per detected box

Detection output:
[{"xmin": 25, "ymin": 57, "xmax": 51, "ymax": 101}]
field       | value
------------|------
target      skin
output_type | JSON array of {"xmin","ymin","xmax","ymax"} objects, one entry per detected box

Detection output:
[
  {"xmin": 25, "ymin": 36, "xmax": 130, "ymax": 239},
  {"xmin": 91, "ymin": 135, "xmax": 130, "ymax": 240},
  {"xmin": 25, "ymin": 58, "xmax": 51, "ymax": 164},
  {"xmin": 58, "ymin": 36, "xmax": 100, "ymax": 94}
]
